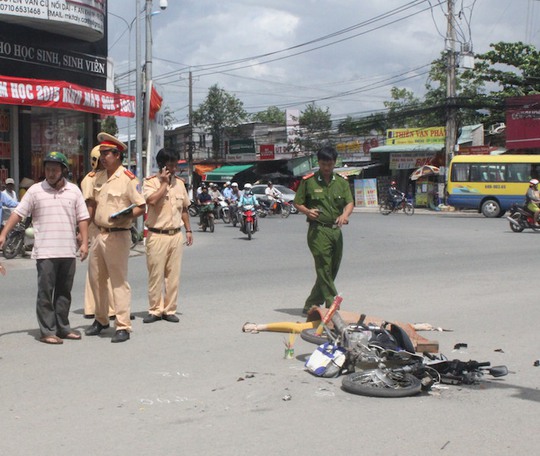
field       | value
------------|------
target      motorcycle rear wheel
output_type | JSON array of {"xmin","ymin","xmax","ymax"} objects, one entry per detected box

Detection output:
[
  {"xmin": 2, "ymin": 233, "xmax": 23, "ymax": 259},
  {"xmin": 342, "ymin": 370, "xmax": 422, "ymax": 398},
  {"xmin": 508, "ymin": 213, "xmax": 525, "ymax": 232},
  {"xmin": 379, "ymin": 203, "xmax": 392, "ymax": 215},
  {"xmin": 188, "ymin": 205, "xmax": 199, "ymax": 217}
]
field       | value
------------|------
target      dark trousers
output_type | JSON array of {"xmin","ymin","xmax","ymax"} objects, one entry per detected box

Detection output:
[
  {"xmin": 36, "ymin": 258, "xmax": 76, "ymax": 337},
  {"xmin": 304, "ymin": 225, "xmax": 343, "ymax": 310}
]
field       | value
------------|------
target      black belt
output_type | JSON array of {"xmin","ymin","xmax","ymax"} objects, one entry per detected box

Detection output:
[
  {"xmin": 148, "ymin": 227, "xmax": 182, "ymax": 235},
  {"xmin": 98, "ymin": 227, "xmax": 129, "ymax": 233},
  {"xmin": 310, "ymin": 221, "xmax": 339, "ymax": 229}
]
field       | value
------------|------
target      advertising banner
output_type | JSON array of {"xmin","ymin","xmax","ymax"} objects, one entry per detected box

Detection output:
[
  {"xmin": 0, "ymin": 108, "xmax": 10, "ymax": 160},
  {"xmin": 386, "ymin": 127, "xmax": 445, "ymax": 145},
  {"xmin": 506, "ymin": 95, "xmax": 540, "ymax": 149},
  {"xmin": 259, "ymin": 144, "xmax": 275, "ymax": 160},
  {"xmin": 389, "ymin": 153, "xmax": 434, "ymax": 170},
  {"xmin": 354, "ymin": 178, "xmax": 378, "ymax": 207},
  {"xmin": 0, "ymin": 75, "xmax": 135, "ymax": 117}
]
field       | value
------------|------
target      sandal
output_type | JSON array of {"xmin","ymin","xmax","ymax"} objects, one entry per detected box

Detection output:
[
  {"xmin": 40, "ymin": 335, "xmax": 63, "ymax": 345},
  {"xmin": 62, "ymin": 331, "xmax": 82, "ymax": 340}
]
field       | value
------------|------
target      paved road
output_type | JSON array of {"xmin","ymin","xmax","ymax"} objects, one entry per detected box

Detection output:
[{"xmin": 0, "ymin": 211, "xmax": 537, "ymax": 455}]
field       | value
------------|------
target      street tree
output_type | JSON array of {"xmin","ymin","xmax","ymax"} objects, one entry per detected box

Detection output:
[
  {"xmin": 298, "ymin": 103, "xmax": 332, "ymax": 151},
  {"xmin": 100, "ymin": 116, "xmax": 118, "ymax": 136},
  {"xmin": 251, "ymin": 106, "xmax": 286, "ymax": 124},
  {"xmin": 192, "ymin": 84, "xmax": 248, "ymax": 157}
]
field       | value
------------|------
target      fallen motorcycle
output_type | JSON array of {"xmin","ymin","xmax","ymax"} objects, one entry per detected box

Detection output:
[
  {"xmin": 506, "ymin": 203, "xmax": 540, "ymax": 232},
  {"xmin": 2, "ymin": 217, "xmax": 34, "ymax": 259}
]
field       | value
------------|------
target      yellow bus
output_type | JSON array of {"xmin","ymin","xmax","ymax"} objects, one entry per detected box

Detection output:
[{"xmin": 447, "ymin": 154, "xmax": 540, "ymax": 217}]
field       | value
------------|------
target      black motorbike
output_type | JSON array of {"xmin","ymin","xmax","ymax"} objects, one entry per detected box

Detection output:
[
  {"xmin": 506, "ymin": 203, "xmax": 540, "ymax": 232},
  {"xmin": 2, "ymin": 217, "xmax": 33, "ymax": 259}
]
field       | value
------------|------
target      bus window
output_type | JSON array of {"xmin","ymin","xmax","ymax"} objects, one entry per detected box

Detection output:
[
  {"xmin": 508, "ymin": 163, "xmax": 529, "ymax": 182},
  {"xmin": 453, "ymin": 163, "xmax": 469, "ymax": 182}
]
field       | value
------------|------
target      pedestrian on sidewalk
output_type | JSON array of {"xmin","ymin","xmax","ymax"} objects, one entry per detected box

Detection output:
[{"xmin": 0, "ymin": 152, "xmax": 89, "ymax": 345}]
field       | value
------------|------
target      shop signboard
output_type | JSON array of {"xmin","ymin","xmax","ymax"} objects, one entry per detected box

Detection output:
[
  {"xmin": 227, "ymin": 139, "xmax": 256, "ymax": 161},
  {"xmin": 386, "ymin": 127, "xmax": 445, "ymax": 145},
  {"xmin": 259, "ymin": 144, "xmax": 275, "ymax": 160},
  {"xmin": 390, "ymin": 153, "xmax": 434, "ymax": 170},
  {"xmin": 354, "ymin": 178, "xmax": 378, "ymax": 207},
  {"xmin": 0, "ymin": 0, "xmax": 105, "ymax": 42},
  {"xmin": 0, "ymin": 108, "xmax": 10, "ymax": 160},
  {"xmin": 506, "ymin": 95, "xmax": 540, "ymax": 149}
]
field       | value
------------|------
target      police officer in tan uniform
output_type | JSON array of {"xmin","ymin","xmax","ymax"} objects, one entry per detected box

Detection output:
[
  {"xmin": 142, "ymin": 148, "xmax": 193, "ymax": 323},
  {"xmin": 84, "ymin": 133, "xmax": 146, "ymax": 343},
  {"xmin": 81, "ymin": 145, "xmax": 114, "ymax": 319}
]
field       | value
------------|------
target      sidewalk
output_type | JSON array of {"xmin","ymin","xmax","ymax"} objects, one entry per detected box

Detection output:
[{"xmin": 353, "ymin": 205, "xmax": 481, "ymax": 216}]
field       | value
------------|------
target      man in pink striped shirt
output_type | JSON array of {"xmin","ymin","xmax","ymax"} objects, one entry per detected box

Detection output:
[{"xmin": 0, "ymin": 152, "xmax": 89, "ymax": 345}]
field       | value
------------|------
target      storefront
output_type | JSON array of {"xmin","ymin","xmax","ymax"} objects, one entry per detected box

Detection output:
[{"xmin": 0, "ymin": 4, "xmax": 134, "ymax": 187}]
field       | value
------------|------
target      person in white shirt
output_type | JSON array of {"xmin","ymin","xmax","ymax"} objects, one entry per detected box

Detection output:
[{"xmin": 265, "ymin": 181, "xmax": 283, "ymax": 209}]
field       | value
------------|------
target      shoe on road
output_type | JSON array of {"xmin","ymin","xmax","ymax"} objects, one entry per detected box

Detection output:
[
  {"xmin": 162, "ymin": 314, "xmax": 179, "ymax": 323},
  {"xmin": 85, "ymin": 320, "xmax": 110, "ymax": 336},
  {"xmin": 143, "ymin": 314, "xmax": 162, "ymax": 323},
  {"xmin": 111, "ymin": 330, "xmax": 130, "ymax": 343}
]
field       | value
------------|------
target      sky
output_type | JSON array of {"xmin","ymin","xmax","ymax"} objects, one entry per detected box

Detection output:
[{"xmin": 107, "ymin": 0, "xmax": 540, "ymax": 136}]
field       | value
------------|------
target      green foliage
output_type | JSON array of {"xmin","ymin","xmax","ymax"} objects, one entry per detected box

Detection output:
[
  {"xmin": 296, "ymin": 103, "xmax": 332, "ymax": 151},
  {"xmin": 251, "ymin": 106, "xmax": 286, "ymax": 124},
  {"xmin": 162, "ymin": 106, "xmax": 177, "ymax": 130},
  {"xmin": 100, "ymin": 116, "xmax": 118, "ymax": 136},
  {"xmin": 192, "ymin": 84, "xmax": 248, "ymax": 156}
]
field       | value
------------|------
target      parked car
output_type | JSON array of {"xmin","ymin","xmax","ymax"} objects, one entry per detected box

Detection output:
[{"xmin": 251, "ymin": 184, "xmax": 298, "ymax": 214}]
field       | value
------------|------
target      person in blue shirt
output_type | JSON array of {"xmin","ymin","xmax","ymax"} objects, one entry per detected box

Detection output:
[
  {"xmin": 0, "ymin": 190, "xmax": 18, "ymax": 233},
  {"xmin": 222, "ymin": 181, "xmax": 233, "ymax": 200},
  {"xmin": 238, "ymin": 183, "xmax": 259, "ymax": 232}
]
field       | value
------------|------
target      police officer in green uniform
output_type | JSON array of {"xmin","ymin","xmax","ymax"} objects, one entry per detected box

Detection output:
[{"xmin": 293, "ymin": 146, "xmax": 354, "ymax": 315}]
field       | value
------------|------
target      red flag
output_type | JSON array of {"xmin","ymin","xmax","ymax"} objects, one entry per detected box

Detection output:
[{"xmin": 149, "ymin": 85, "xmax": 163, "ymax": 119}]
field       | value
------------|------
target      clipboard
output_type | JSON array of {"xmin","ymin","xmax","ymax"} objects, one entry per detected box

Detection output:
[{"xmin": 110, "ymin": 204, "xmax": 136, "ymax": 219}]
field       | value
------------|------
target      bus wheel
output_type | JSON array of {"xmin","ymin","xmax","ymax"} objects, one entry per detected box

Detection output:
[{"xmin": 481, "ymin": 199, "xmax": 501, "ymax": 218}]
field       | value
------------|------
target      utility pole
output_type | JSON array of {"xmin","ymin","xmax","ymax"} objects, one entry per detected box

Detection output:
[
  {"xmin": 444, "ymin": 0, "xmax": 457, "ymax": 199},
  {"xmin": 188, "ymin": 70, "xmax": 193, "ymax": 187},
  {"xmin": 144, "ymin": 0, "xmax": 153, "ymax": 178}
]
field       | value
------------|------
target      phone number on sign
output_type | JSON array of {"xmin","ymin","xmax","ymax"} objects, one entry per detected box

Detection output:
[{"xmin": 0, "ymin": 5, "xmax": 45, "ymax": 15}]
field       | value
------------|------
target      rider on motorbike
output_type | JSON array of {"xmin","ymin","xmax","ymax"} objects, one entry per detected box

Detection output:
[
  {"xmin": 388, "ymin": 181, "xmax": 405, "ymax": 209},
  {"xmin": 265, "ymin": 181, "xmax": 283, "ymax": 211},
  {"xmin": 525, "ymin": 178, "xmax": 540, "ymax": 225},
  {"xmin": 238, "ymin": 183, "xmax": 259, "ymax": 231},
  {"xmin": 197, "ymin": 185, "xmax": 213, "ymax": 227}
]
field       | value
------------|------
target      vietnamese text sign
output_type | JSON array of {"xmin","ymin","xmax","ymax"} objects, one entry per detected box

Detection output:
[
  {"xmin": 354, "ymin": 178, "xmax": 378, "ymax": 207},
  {"xmin": 0, "ymin": 75, "xmax": 134, "ymax": 117},
  {"xmin": 389, "ymin": 153, "xmax": 434, "ymax": 170},
  {"xmin": 386, "ymin": 127, "xmax": 445, "ymax": 145},
  {"xmin": 506, "ymin": 95, "xmax": 540, "ymax": 149}
]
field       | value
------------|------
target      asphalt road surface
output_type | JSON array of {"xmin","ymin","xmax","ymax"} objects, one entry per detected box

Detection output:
[{"xmin": 0, "ymin": 211, "xmax": 537, "ymax": 455}]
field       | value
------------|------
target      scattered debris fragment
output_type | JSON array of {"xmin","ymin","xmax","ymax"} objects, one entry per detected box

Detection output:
[
  {"xmin": 282, "ymin": 394, "xmax": 292, "ymax": 401},
  {"xmin": 494, "ymin": 348, "xmax": 504, "ymax": 353},
  {"xmin": 454, "ymin": 343, "xmax": 468, "ymax": 350},
  {"xmin": 534, "ymin": 360, "xmax": 539, "ymax": 367}
]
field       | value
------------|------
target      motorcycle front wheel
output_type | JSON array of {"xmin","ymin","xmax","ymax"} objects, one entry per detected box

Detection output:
[
  {"xmin": 188, "ymin": 205, "xmax": 199, "ymax": 217},
  {"xmin": 209, "ymin": 215, "xmax": 215, "ymax": 233},
  {"xmin": 342, "ymin": 369, "xmax": 422, "ymax": 398},
  {"xmin": 281, "ymin": 204, "xmax": 291, "ymax": 218},
  {"xmin": 3, "ymin": 232, "xmax": 24, "ymax": 259},
  {"xmin": 221, "ymin": 208, "xmax": 231, "ymax": 224},
  {"xmin": 300, "ymin": 327, "xmax": 335, "ymax": 345},
  {"xmin": 246, "ymin": 221, "xmax": 252, "ymax": 240},
  {"xmin": 404, "ymin": 203, "xmax": 414, "ymax": 216}
]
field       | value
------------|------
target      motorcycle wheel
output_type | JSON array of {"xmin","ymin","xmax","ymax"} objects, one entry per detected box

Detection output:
[
  {"xmin": 281, "ymin": 204, "xmax": 291, "ymax": 218},
  {"xmin": 2, "ymin": 232, "xmax": 23, "ymax": 259},
  {"xmin": 232, "ymin": 215, "xmax": 238, "ymax": 227},
  {"xmin": 300, "ymin": 327, "xmax": 335, "ymax": 345},
  {"xmin": 221, "ymin": 208, "xmax": 231, "ymax": 224},
  {"xmin": 257, "ymin": 209, "xmax": 267, "ymax": 218},
  {"xmin": 130, "ymin": 226, "xmax": 140, "ymax": 249},
  {"xmin": 404, "ymin": 203, "xmax": 414, "ymax": 216},
  {"xmin": 508, "ymin": 213, "xmax": 524, "ymax": 232},
  {"xmin": 188, "ymin": 205, "xmax": 199, "ymax": 217},
  {"xmin": 209, "ymin": 216, "xmax": 215, "ymax": 233},
  {"xmin": 246, "ymin": 221, "xmax": 252, "ymax": 240},
  {"xmin": 341, "ymin": 369, "xmax": 422, "ymax": 398},
  {"xmin": 379, "ymin": 203, "xmax": 392, "ymax": 215}
]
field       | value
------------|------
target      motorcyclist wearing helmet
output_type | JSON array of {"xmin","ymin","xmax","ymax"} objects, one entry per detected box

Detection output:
[
  {"xmin": 265, "ymin": 181, "xmax": 283, "ymax": 210},
  {"xmin": 238, "ymin": 183, "xmax": 259, "ymax": 231},
  {"xmin": 197, "ymin": 184, "xmax": 213, "ymax": 227},
  {"xmin": 526, "ymin": 178, "xmax": 540, "ymax": 225},
  {"xmin": 0, "ymin": 151, "xmax": 90, "ymax": 344},
  {"xmin": 388, "ymin": 180, "xmax": 405, "ymax": 209},
  {"xmin": 223, "ymin": 181, "xmax": 233, "ymax": 200}
]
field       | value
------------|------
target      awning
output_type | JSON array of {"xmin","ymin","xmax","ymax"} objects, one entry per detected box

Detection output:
[
  {"xmin": 370, "ymin": 144, "xmax": 444, "ymax": 153},
  {"xmin": 0, "ymin": 74, "xmax": 135, "ymax": 118},
  {"xmin": 195, "ymin": 164, "xmax": 217, "ymax": 177},
  {"xmin": 204, "ymin": 164, "xmax": 254, "ymax": 182}
]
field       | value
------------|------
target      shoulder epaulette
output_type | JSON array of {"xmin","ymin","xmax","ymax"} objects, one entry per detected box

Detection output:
[
  {"xmin": 144, "ymin": 175, "xmax": 157, "ymax": 180},
  {"xmin": 303, "ymin": 172, "xmax": 315, "ymax": 180},
  {"xmin": 88, "ymin": 171, "xmax": 96, "ymax": 178},
  {"xmin": 124, "ymin": 169, "xmax": 136, "ymax": 179}
]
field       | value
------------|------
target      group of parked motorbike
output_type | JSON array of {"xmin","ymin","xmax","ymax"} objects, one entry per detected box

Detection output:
[{"xmin": 189, "ymin": 196, "xmax": 294, "ymax": 240}]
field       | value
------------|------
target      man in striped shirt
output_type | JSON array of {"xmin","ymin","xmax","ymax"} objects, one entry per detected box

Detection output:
[{"xmin": 0, "ymin": 152, "xmax": 89, "ymax": 345}]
